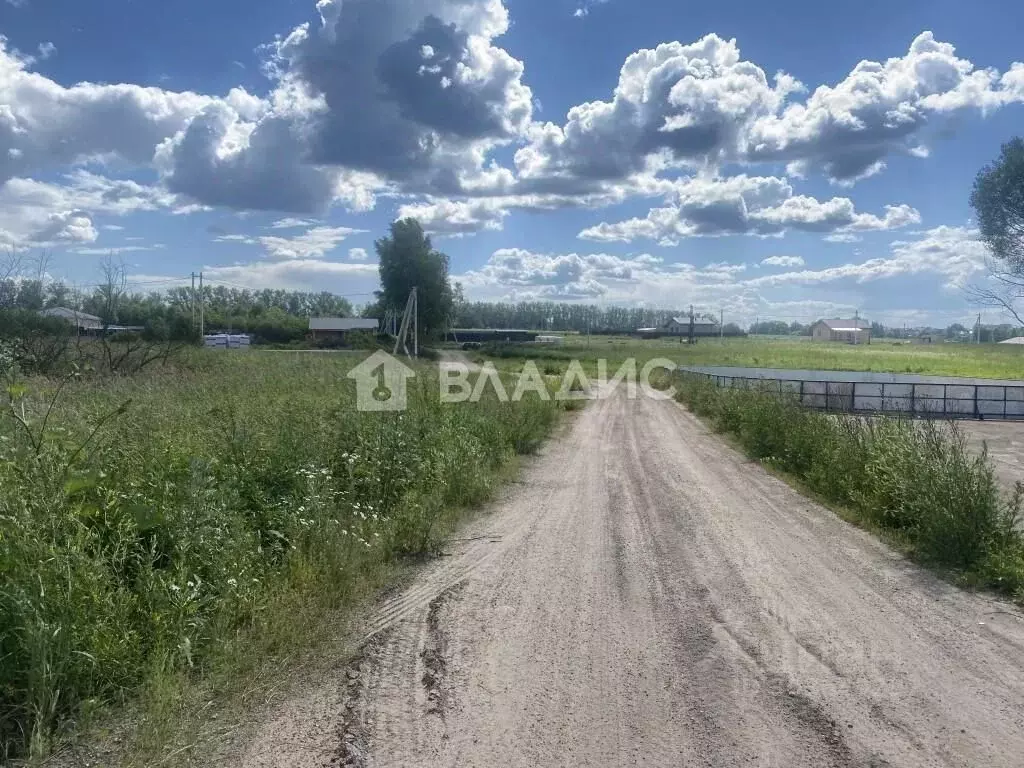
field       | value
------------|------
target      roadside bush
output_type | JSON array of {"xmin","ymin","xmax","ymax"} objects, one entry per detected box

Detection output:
[{"xmin": 675, "ymin": 375, "xmax": 1024, "ymax": 596}]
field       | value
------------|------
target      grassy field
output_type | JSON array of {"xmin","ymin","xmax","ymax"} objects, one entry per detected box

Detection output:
[
  {"xmin": 474, "ymin": 336, "xmax": 1024, "ymax": 380},
  {"xmin": 0, "ymin": 350, "xmax": 566, "ymax": 763}
]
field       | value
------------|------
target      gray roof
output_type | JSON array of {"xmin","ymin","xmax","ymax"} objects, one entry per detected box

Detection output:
[
  {"xmin": 999, "ymin": 336, "xmax": 1024, "ymax": 345},
  {"xmin": 40, "ymin": 307, "xmax": 104, "ymax": 326},
  {"xmin": 817, "ymin": 318, "xmax": 870, "ymax": 331},
  {"xmin": 309, "ymin": 317, "xmax": 379, "ymax": 331},
  {"xmin": 667, "ymin": 317, "xmax": 718, "ymax": 327}
]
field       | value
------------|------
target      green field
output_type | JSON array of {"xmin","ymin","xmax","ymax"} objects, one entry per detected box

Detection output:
[
  {"xmin": 475, "ymin": 336, "xmax": 1024, "ymax": 380},
  {"xmin": 0, "ymin": 350, "xmax": 565, "ymax": 762}
]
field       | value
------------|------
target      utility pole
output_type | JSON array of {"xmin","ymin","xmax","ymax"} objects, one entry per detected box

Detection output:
[
  {"xmin": 199, "ymin": 272, "xmax": 205, "ymax": 338},
  {"xmin": 976, "ymin": 313, "xmax": 982, "ymax": 344},
  {"xmin": 191, "ymin": 272, "xmax": 196, "ymax": 331},
  {"xmin": 688, "ymin": 304, "xmax": 695, "ymax": 345},
  {"xmin": 393, "ymin": 287, "xmax": 418, "ymax": 359},
  {"xmin": 720, "ymin": 308, "xmax": 724, "ymax": 340}
]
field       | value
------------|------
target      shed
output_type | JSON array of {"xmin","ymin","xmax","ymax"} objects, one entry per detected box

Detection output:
[
  {"xmin": 309, "ymin": 317, "xmax": 379, "ymax": 341},
  {"xmin": 811, "ymin": 318, "xmax": 871, "ymax": 345}
]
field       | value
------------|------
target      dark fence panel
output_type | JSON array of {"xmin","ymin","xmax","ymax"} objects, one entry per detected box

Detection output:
[{"xmin": 687, "ymin": 372, "xmax": 1024, "ymax": 421}]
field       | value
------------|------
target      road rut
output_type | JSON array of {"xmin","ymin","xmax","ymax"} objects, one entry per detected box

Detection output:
[{"xmin": 237, "ymin": 389, "xmax": 1024, "ymax": 768}]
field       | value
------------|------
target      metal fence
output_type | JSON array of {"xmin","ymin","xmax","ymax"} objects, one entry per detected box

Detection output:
[{"xmin": 683, "ymin": 372, "xmax": 1024, "ymax": 420}]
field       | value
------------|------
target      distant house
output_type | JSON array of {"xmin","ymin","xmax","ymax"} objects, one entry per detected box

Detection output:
[
  {"xmin": 999, "ymin": 336, "xmax": 1024, "ymax": 345},
  {"xmin": 811, "ymin": 318, "xmax": 871, "ymax": 345},
  {"xmin": 39, "ymin": 307, "xmax": 104, "ymax": 332},
  {"xmin": 663, "ymin": 317, "xmax": 720, "ymax": 337},
  {"xmin": 309, "ymin": 317, "xmax": 379, "ymax": 341}
]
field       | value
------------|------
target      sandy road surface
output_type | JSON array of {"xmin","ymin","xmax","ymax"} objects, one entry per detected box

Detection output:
[{"xmin": 236, "ymin": 389, "xmax": 1024, "ymax": 768}]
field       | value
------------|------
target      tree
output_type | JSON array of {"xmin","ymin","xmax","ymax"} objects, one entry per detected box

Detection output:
[
  {"xmin": 970, "ymin": 138, "xmax": 1024, "ymax": 324},
  {"xmin": 375, "ymin": 219, "xmax": 453, "ymax": 338}
]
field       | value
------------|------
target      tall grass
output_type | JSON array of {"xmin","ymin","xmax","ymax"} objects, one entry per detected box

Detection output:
[
  {"xmin": 676, "ymin": 375, "xmax": 1024, "ymax": 596},
  {"xmin": 0, "ymin": 352, "xmax": 564, "ymax": 761}
]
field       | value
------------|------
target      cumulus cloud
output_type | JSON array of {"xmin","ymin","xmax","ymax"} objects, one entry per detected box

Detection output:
[
  {"xmin": 457, "ymin": 226, "xmax": 986, "ymax": 308},
  {"xmin": 397, "ymin": 198, "xmax": 509, "ymax": 235},
  {"xmin": 2, "ymin": 18, "xmax": 1023, "ymax": 243},
  {"xmin": 516, "ymin": 31, "xmax": 1024, "ymax": 194},
  {"xmin": 0, "ymin": 172, "xmax": 176, "ymax": 247},
  {"xmin": 348, "ymin": 247, "xmax": 369, "ymax": 260},
  {"xmin": 746, "ymin": 225, "xmax": 987, "ymax": 289},
  {"xmin": 514, "ymin": 34, "xmax": 799, "ymax": 191},
  {"xmin": 214, "ymin": 224, "xmax": 364, "ymax": 259},
  {"xmin": 747, "ymin": 32, "xmax": 1024, "ymax": 182},
  {"xmin": 761, "ymin": 255, "xmax": 804, "ymax": 267},
  {"xmin": 578, "ymin": 174, "xmax": 920, "ymax": 243},
  {"xmin": 0, "ymin": 38, "xmax": 218, "ymax": 185},
  {"xmin": 158, "ymin": 0, "xmax": 532, "ymax": 212}
]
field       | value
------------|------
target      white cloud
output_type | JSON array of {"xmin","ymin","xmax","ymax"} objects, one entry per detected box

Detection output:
[
  {"xmin": 514, "ymin": 34, "xmax": 799, "ymax": 191},
  {"xmin": 745, "ymin": 226, "xmax": 987, "ymax": 289},
  {"xmin": 747, "ymin": 32, "xmax": 1024, "ymax": 182},
  {"xmin": 201, "ymin": 259, "xmax": 378, "ymax": 291},
  {"xmin": 456, "ymin": 226, "xmax": 987, "ymax": 312},
  {"xmin": 578, "ymin": 174, "xmax": 920, "ymax": 243},
  {"xmin": 215, "ymin": 225, "xmax": 365, "ymax": 259},
  {"xmin": 348, "ymin": 247, "xmax": 369, "ymax": 261},
  {"xmin": 72, "ymin": 244, "xmax": 165, "ymax": 255},
  {"xmin": 101, "ymin": 224, "xmax": 126, "ymax": 231},
  {"xmin": 824, "ymin": 232, "xmax": 862, "ymax": 243},
  {"xmin": 0, "ymin": 38, "xmax": 219, "ymax": 185},
  {"xmin": 397, "ymin": 198, "xmax": 509, "ymax": 236},
  {"xmin": 761, "ymin": 255, "xmax": 804, "ymax": 267},
  {"xmin": 271, "ymin": 217, "xmax": 317, "ymax": 229},
  {"xmin": 37, "ymin": 42, "xmax": 56, "ymax": 59}
]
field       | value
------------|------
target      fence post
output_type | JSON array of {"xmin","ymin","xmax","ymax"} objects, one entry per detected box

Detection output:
[{"xmin": 911, "ymin": 384, "xmax": 916, "ymax": 416}]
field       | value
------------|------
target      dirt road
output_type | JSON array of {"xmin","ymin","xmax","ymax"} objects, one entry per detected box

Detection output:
[{"xmin": 236, "ymin": 389, "xmax": 1024, "ymax": 768}]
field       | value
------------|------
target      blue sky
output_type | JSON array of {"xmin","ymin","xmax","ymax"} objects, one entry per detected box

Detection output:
[{"xmin": 2, "ymin": 0, "xmax": 1023, "ymax": 326}]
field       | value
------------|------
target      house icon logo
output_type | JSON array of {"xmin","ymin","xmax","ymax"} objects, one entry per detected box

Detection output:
[{"xmin": 347, "ymin": 351, "xmax": 416, "ymax": 412}]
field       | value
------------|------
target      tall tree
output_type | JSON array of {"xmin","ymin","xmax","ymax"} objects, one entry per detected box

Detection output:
[
  {"xmin": 375, "ymin": 219, "xmax": 453, "ymax": 337},
  {"xmin": 970, "ymin": 137, "xmax": 1024, "ymax": 324}
]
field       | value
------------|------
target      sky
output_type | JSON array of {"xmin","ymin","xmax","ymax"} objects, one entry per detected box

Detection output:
[{"xmin": 2, "ymin": 0, "xmax": 1024, "ymax": 327}]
